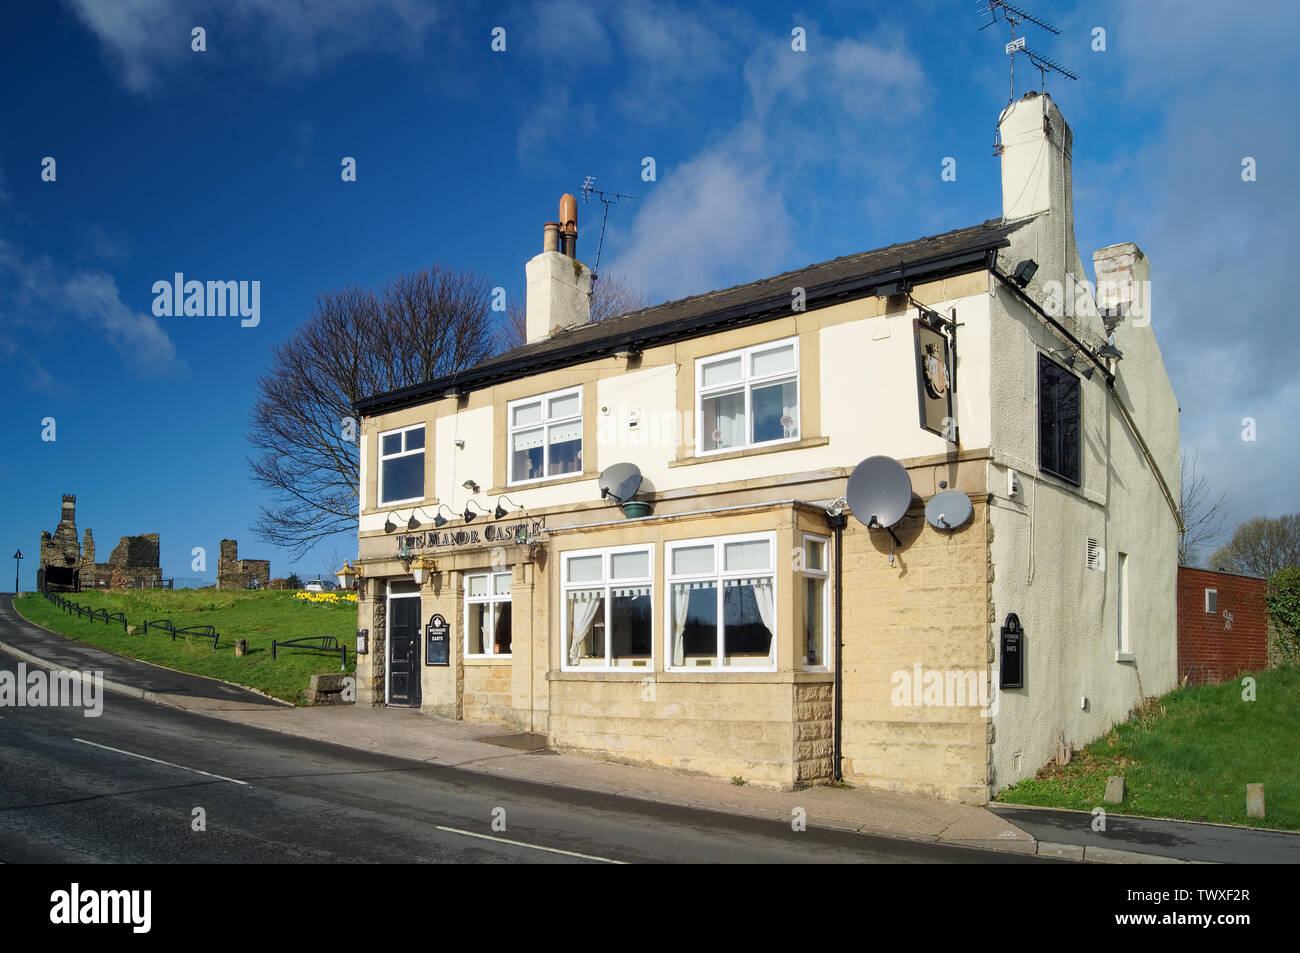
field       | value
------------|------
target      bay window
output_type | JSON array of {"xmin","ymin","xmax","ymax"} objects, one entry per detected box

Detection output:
[
  {"xmin": 667, "ymin": 532, "xmax": 777, "ymax": 670},
  {"xmin": 801, "ymin": 534, "xmax": 828, "ymax": 668},
  {"xmin": 562, "ymin": 545, "xmax": 653, "ymax": 669}
]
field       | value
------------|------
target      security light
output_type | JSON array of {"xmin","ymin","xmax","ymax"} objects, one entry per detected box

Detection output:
[
  {"xmin": 1098, "ymin": 342, "xmax": 1123, "ymax": 360},
  {"xmin": 1011, "ymin": 259, "xmax": 1039, "ymax": 287},
  {"xmin": 462, "ymin": 480, "xmax": 480, "ymax": 493}
]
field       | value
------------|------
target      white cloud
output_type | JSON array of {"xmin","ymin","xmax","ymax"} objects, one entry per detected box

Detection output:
[
  {"xmin": 0, "ymin": 238, "xmax": 181, "ymax": 377},
  {"xmin": 604, "ymin": 132, "xmax": 796, "ymax": 302},
  {"xmin": 64, "ymin": 0, "xmax": 445, "ymax": 93},
  {"xmin": 604, "ymin": 23, "xmax": 930, "ymax": 304}
]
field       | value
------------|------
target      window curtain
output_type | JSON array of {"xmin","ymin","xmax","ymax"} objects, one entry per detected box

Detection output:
[
  {"xmin": 567, "ymin": 591, "xmax": 601, "ymax": 664},
  {"xmin": 672, "ymin": 585, "xmax": 690, "ymax": 666},
  {"xmin": 750, "ymin": 577, "xmax": 777, "ymax": 665}
]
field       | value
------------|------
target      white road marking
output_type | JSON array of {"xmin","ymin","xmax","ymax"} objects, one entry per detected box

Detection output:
[
  {"xmin": 435, "ymin": 825, "xmax": 626, "ymax": 863},
  {"xmin": 73, "ymin": 738, "xmax": 249, "ymax": 785}
]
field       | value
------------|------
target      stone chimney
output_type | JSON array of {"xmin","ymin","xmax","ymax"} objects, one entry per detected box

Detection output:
[
  {"xmin": 999, "ymin": 91, "xmax": 1073, "ymax": 222},
  {"xmin": 998, "ymin": 91, "xmax": 1082, "ymax": 313},
  {"xmin": 525, "ymin": 193, "xmax": 592, "ymax": 344}
]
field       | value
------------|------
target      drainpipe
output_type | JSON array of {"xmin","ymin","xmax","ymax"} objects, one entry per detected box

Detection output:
[{"xmin": 825, "ymin": 505, "xmax": 848, "ymax": 782}]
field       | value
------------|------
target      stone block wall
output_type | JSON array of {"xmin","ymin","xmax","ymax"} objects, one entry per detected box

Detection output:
[{"xmin": 839, "ymin": 499, "xmax": 994, "ymax": 805}]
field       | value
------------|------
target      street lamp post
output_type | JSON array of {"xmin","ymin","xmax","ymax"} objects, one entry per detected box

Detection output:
[{"xmin": 13, "ymin": 549, "xmax": 23, "ymax": 596}]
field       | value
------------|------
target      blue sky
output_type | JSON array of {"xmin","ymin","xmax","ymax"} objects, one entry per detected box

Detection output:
[{"xmin": 2, "ymin": 0, "xmax": 1297, "ymax": 588}]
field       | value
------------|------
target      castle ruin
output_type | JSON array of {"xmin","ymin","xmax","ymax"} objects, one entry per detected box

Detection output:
[
  {"xmin": 216, "ymin": 539, "xmax": 271, "ymax": 589},
  {"xmin": 37, "ymin": 495, "xmax": 162, "ymax": 591}
]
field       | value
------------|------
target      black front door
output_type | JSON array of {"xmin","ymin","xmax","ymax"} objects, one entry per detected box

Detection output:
[{"xmin": 388, "ymin": 597, "xmax": 421, "ymax": 707}]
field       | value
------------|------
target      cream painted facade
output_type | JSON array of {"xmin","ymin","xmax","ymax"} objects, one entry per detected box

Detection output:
[{"xmin": 350, "ymin": 92, "xmax": 1179, "ymax": 804}]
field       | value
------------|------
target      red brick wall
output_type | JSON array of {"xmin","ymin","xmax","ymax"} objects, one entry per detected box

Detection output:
[{"xmin": 1177, "ymin": 567, "xmax": 1267, "ymax": 684}]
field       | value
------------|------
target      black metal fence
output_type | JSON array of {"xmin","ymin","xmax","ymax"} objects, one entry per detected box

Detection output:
[{"xmin": 43, "ymin": 591, "xmax": 218, "ymax": 647}]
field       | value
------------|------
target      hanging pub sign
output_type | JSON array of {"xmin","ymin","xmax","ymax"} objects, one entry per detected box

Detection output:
[
  {"xmin": 425, "ymin": 614, "xmax": 450, "ymax": 666},
  {"xmin": 1000, "ymin": 613, "xmax": 1023, "ymax": 689},
  {"xmin": 913, "ymin": 310, "xmax": 956, "ymax": 441}
]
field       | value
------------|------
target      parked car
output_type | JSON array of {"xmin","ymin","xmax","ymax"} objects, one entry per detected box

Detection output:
[{"xmin": 303, "ymin": 579, "xmax": 336, "ymax": 592}]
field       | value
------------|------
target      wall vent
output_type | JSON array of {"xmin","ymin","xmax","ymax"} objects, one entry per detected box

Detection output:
[{"xmin": 1086, "ymin": 538, "xmax": 1105, "ymax": 572}]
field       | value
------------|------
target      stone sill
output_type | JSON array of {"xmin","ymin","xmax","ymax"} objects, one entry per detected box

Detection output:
[
  {"xmin": 464, "ymin": 656, "xmax": 513, "ymax": 665},
  {"xmin": 548, "ymin": 669, "xmax": 835, "ymax": 684},
  {"xmin": 1114, "ymin": 651, "xmax": 1136, "ymax": 663},
  {"xmin": 359, "ymin": 497, "xmax": 441, "ymax": 523},
  {"xmin": 669, "ymin": 435, "xmax": 829, "ymax": 468},
  {"xmin": 491, "ymin": 469, "xmax": 599, "ymax": 496}
]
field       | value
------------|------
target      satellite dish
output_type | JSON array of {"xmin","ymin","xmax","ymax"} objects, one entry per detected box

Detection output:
[
  {"xmin": 598, "ymin": 462, "xmax": 642, "ymax": 504},
  {"xmin": 925, "ymin": 490, "xmax": 973, "ymax": 532},
  {"xmin": 846, "ymin": 456, "xmax": 913, "ymax": 530}
]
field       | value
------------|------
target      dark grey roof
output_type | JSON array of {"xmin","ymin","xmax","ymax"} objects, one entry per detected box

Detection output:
[{"xmin": 356, "ymin": 217, "xmax": 1029, "ymax": 415}]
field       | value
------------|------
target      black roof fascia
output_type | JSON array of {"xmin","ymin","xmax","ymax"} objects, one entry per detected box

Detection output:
[{"xmin": 355, "ymin": 242, "xmax": 1006, "ymax": 417}]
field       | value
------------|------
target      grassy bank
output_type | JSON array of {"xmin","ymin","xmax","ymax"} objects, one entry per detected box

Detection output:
[
  {"xmin": 12, "ymin": 589, "xmax": 356, "ymax": 704},
  {"xmin": 996, "ymin": 666, "xmax": 1299, "ymax": 829}
]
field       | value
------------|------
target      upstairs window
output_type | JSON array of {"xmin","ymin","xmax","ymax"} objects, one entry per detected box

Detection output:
[
  {"xmin": 378, "ymin": 424, "xmax": 424, "ymax": 505},
  {"xmin": 696, "ymin": 338, "xmax": 799, "ymax": 454},
  {"xmin": 1205, "ymin": 589, "xmax": 1217, "ymax": 614},
  {"xmin": 1038, "ymin": 353, "xmax": 1081, "ymax": 485},
  {"xmin": 509, "ymin": 387, "xmax": 583, "ymax": 484}
]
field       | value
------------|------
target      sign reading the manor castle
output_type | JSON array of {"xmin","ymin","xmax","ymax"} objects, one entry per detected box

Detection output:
[
  {"xmin": 425, "ymin": 614, "xmax": 450, "ymax": 667},
  {"xmin": 913, "ymin": 316, "xmax": 956, "ymax": 441},
  {"xmin": 398, "ymin": 518, "xmax": 544, "ymax": 553}
]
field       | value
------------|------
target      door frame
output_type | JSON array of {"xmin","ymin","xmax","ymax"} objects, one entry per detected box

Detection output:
[{"xmin": 385, "ymin": 581, "xmax": 423, "ymax": 707}]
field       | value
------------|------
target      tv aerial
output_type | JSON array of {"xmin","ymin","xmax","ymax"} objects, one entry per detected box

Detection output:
[
  {"xmin": 580, "ymin": 176, "xmax": 635, "ymax": 279},
  {"xmin": 979, "ymin": 1, "xmax": 1078, "ymax": 111}
]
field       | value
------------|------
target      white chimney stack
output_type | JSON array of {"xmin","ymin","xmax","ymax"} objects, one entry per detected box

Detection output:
[
  {"xmin": 525, "ymin": 193, "xmax": 592, "ymax": 344},
  {"xmin": 998, "ymin": 91, "xmax": 1073, "ymax": 222}
]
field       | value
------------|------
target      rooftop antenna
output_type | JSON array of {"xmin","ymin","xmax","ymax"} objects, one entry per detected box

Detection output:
[
  {"xmin": 978, "ymin": 1, "xmax": 1077, "ymax": 152},
  {"xmin": 580, "ymin": 176, "xmax": 635, "ymax": 279}
]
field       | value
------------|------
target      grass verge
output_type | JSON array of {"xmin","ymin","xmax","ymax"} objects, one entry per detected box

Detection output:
[
  {"xmin": 12, "ymin": 589, "xmax": 356, "ymax": 704},
  {"xmin": 996, "ymin": 666, "xmax": 1299, "ymax": 830}
]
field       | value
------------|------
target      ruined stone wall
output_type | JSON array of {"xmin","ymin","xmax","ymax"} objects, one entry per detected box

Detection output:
[{"xmin": 216, "ymin": 539, "xmax": 270, "ymax": 588}]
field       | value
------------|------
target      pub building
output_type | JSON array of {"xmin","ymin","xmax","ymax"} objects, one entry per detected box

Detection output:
[{"xmin": 349, "ymin": 93, "xmax": 1180, "ymax": 804}]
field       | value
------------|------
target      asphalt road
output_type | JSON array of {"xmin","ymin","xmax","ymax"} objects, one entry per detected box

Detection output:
[{"xmin": 0, "ymin": 648, "xmax": 1053, "ymax": 864}]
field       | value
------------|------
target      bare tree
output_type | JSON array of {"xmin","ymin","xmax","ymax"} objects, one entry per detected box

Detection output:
[
  {"xmin": 1179, "ymin": 451, "xmax": 1228, "ymax": 566},
  {"xmin": 248, "ymin": 264, "xmax": 498, "ymax": 555},
  {"xmin": 503, "ymin": 272, "xmax": 648, "ymax": 349},
  {"xmin": 1209, "ymin": 514, "xmax": 1300, "ymax": 578}
]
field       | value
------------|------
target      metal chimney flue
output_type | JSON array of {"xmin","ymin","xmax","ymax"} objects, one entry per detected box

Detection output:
[{"xmin": 559, "ymin": 193, "xmax": 578, "ymax": 258}]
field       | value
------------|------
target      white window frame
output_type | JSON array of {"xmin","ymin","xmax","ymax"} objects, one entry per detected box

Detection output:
[
  {"xmin": 665, "ymin": 531, "xmax": 778, "ymax": 672},
  {"xmin": 695, "ymin": 337, "xmax": 800, "ymax": 456},
  {"xmin": 1116, "ymin": 552, "xmax": 1131, "ymax": 658},
  {"xmin": 507, "ymin": 385, "xmax": 584, "ymax": 486},
  {"xmin": 1205, "ymin": 588, "xmax": 1218, "ymax": 614},
  {"xmin": 560, "ymin": 544, "xmax": 655, "ymax": 671},
  {"xmin": 377, "ymin": 423, "xmax": 425, "ymax": 506},
  {"xmin": 464, "ymin": 570, "xmax": 513, "ymax": 658},
  {"xmin": 801, "ymin": 533, "xmax": 830, "ymax": 670}
]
